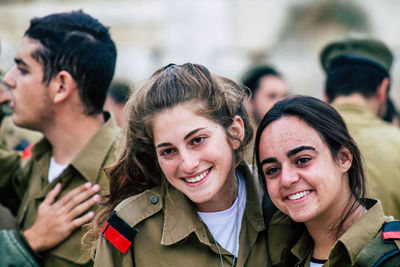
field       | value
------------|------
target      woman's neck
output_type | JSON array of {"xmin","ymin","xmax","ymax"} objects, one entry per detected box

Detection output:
[
  {"xmin": 306, "ymin": 201, "xmax": 365, "ymax": 260},
  {"xmin": 195, "ymin": 170, "xmax": 239, "ymax": 212}
]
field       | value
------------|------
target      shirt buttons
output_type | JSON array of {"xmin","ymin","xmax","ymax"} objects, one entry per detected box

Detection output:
[{"xmin": 149, "ymin": 196, "xmax": 158, "ymax": 204}]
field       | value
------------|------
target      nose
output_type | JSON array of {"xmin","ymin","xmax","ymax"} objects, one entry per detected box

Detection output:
[
  {"xmin": 280, "ymin": 164, "xmax": 299, "ymax": 188},
  {"xmin": 2, "ymin": 67, "xmax": 16, "ymax": 90},
  {"xmin": 179, "ymin": 149, "xmax": 199, "ymax": 174}
]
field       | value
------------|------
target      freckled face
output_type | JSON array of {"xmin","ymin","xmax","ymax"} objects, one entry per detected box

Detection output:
[
  {"xmin": 258, "ymin": 116, "xmax": 351, "ymax": 224},
  {"xmin": 153, "ymin": 102, "xmax": 241, "ymax": 212}
]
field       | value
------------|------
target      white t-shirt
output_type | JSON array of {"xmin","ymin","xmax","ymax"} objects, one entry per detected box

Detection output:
[
  {"xmin": 310, "ymin": 258, "xmax": 327, "ymax": 267},
  {"xmin": 197, "ymin": 171, "xmax": 246, "ymax": 257},
  {"xmin": 48, "ymin": 157, "xmax": 68, "ymax": 183}
]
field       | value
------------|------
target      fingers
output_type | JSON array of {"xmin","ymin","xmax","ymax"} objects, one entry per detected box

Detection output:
[
  {"xmin": 59, "ymin": 183, "xmax": 100, "ymax": 213},
  {"xmin": 43, "ymin": 183, "xmax": 62, "ymax": 205},
  {"xmin": 66, "ymin": 193, "xmax": 100, "ymax": 221},
  {"xmin": 55, "ymin": 182, "xmax": 95, "ymax": 208},
  {"xmin": 70, "ymin": 211, "xmax": 96, "ymax": 230}
]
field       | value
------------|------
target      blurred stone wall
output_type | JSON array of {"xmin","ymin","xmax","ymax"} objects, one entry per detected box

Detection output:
[{"xmin": 1, "ymin": 0, "xmax": 400, "ymax": 104}]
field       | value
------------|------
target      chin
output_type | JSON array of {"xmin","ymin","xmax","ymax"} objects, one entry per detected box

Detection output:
[{"xmin": 286, "ymin": 211, "xmax": 316, "ymax": 223}]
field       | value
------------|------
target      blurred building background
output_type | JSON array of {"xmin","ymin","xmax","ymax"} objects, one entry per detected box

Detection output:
[{"xmin": 1, "ymin": 0, "xmax": 400, "ymax": 104}]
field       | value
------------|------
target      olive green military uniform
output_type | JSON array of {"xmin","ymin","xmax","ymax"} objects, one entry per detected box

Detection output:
[
  {"xmin": 0, "ymin": 116, "xmax": 42, "ymax": 230},
  {"xmin": 0, "ymin": 113, "xmax": 122, "ymax": 267},
  {"xmin": 268, "ymin": 199, "xmax": 400, "ymax": 266},
  {"xmin": 0, "ymin": 116, "xmax": 42, "ymax": 151},
  {"xmin": 333, "ymin": 103, "xmax": 400, "ymax": 219},
  {"xmin": 94, "ymin": 163, "xmax": 270, "ymax": 267}
]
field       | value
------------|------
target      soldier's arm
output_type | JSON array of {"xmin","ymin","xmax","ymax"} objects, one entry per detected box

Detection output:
[
  {"xmin": 0, "ymin": 148, "xmax": 26, "ymax": 214},
  {"xmin": 94, "ymin": 235, "xmax": 134, "ymax": 267}
]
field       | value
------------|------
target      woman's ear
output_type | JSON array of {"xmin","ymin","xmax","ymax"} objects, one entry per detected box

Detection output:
[
  {"xmin": 337, "ymin": 146, "xmax": 353, "ymax": 172},
  {"xmin": 228, "ymin": 115, "xmax": 245, "ymax": 150}
]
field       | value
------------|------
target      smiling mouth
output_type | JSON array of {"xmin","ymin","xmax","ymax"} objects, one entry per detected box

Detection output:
[
  {"xmin": 287, "ymin": 190, "xmax": 311, "ymax": 200},
  {"xmin": 184, "ymin": 168, "xmax": 211, "ymax": 183}
]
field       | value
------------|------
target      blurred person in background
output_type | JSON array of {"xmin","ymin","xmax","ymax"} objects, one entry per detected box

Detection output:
[
  {"xmin": 320, "ymin": 36, "xmax": 400, "ymax": 219},
  {"xmin": 242, "ymin": 65, "xmax": 288, "ymax": 126},
  {"xmin": 241, "ymin": 65, "xmax": 288, "ymax": 165},
  {"xmin": 0, "ymin": 10, "xmax": 121, "ymax": 267},
  {"xmin": 103, "ymin": 81, "xmax": 131, "ymax": 128},
  {"xmin": 382, "ymin": 97, "xmax": 400, "ymax": 127}
]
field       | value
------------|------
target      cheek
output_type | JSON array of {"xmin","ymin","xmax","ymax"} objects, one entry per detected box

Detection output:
[
  {"xmin": 157, "ymin": 159, "xmax": 175, "ymax": 178},
  {"xmin": 266, "ymin": 179, "xmax": 280, "ymax": 200}
]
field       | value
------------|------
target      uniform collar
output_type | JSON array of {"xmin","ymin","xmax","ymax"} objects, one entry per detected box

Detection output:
[
  {"xmin": 238, "ymin": 162, "xmax": 265, "ymax": 233},
  {"xmin": 161, "ymin": 186, "xmax": 210, "ymax": 246},
  {"xmin": 282, "ymin": 199, "xmax": 385, "ymax": 266},
  {"xmin": 31, "ymin": 112, "xmax": 120, "ymax": 184},
  {"xmin": 161, "ymin": 162, "xmax": 265, "ymax": 246},
  {"xmin": 71, "ymin": 112, "xmax": 120, "ymax": 184},
  {"xmin": 336, "ymin": 199, "xmax": 386, "ymax": 265}
]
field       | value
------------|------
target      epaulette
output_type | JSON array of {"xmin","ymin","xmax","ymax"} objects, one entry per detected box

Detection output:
[
  {"xmin": 382, "ymin": 221, "xmax": 400, "ymax": 241},
  {"xmin": 101, "ymin": 211, "xmax": 138, "ymax": 254},
  {"xmin": 355, "ymin": 221, "xmax": 400, "ymax": 266}
]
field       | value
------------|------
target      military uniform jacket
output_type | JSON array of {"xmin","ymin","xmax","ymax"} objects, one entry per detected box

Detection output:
[
  {"xmin": 0, "ymin": 113, "xmax": 122, "ymax": 267},
  {"xmin": 333, "ymin": 103, "xmax": 400, "ymax": 219},
  {"xmin": 268, "ymin": 199, "xmax": 400, "ymax": 266},
  {"xmin": 0, "ymin": 230, "xmax": 39, "ymax": 267},
  {"xmin": 0, "ymin": 116, "xmax": 42, "ymax": 151},
  {"xmin": 94, "ymin": 163, "xmax": 270, "ymax": 267}
]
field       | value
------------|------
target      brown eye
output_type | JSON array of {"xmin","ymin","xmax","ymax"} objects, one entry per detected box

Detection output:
[
  {"xmin": 191, "ymin": 136, "xmax": 205, "ymax": 145},
  {"xmin": 265, "ymin": 167, "xmax": 280, "ymax": 176},
  {"xmin": 160, "ymin": 148, "xmax": 175, "ymax": 157},
  {"xmin": 296, "ymin": 157, "xmax": 311, "ymax": 165}
]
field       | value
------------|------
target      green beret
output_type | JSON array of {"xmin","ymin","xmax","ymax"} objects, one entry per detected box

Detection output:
[{"xmin": 320, "ymin": 37, "xmax": 393, "ymax": 74}]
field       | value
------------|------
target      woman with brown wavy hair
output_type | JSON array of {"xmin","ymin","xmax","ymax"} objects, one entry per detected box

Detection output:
[{"xmin": 87, "ymin": 63, "xmax": 269, "ymax": 266}]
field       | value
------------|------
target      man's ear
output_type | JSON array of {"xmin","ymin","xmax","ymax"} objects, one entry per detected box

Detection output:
[
  {"xmin": 52, "ymin": 71, "xmax": 77, "ymax": 104},
  {"xmin": 337, "ymin": 146, "xmax": 353, "ymax": 173},
  {"xmin": 376, "ymin": 77, "xmax": 389, "ymax": 105},
  {"xmin": 228, "ymin": 115, "xmax": 245, "ymax": 150}
]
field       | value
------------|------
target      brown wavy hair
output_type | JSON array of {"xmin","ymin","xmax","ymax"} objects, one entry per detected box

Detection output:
[{"xmin": 84, "ymin": 63, "xmax": 253, "ymax": 252}]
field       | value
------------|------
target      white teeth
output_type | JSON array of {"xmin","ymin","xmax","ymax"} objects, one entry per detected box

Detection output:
[
  {"xmin": 185, "ymin": 169, "xmax": 209, "ymax": 183},
  {"xmin": 288, "ymin": 190, "xmax": 310, "ymax": 200}
]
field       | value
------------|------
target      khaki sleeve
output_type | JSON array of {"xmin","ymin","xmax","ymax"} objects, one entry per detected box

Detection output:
[
  {"xmin": 94, "ymin": 235, "xmax": 133, "ymax": 267},
  {"xmin": 0, "ymin": 148, "xmax": 29, "ymax": 214}
]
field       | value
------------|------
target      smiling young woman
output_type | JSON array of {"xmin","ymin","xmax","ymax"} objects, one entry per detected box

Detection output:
[
  {"xmin": 85, "ymin": 63, "xmax": 270, "ymax": 266},
  {"xmin": 255, "ymin": 95, "xmax": 400, "ymax": 267}
]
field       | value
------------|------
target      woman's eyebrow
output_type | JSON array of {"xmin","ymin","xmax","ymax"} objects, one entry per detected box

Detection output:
[
  {"xmin": 155, "ymin": 127, "xmax": 207, "ymax": 148},
  {"xmin": 287, "ymin": 146, "xmax": 316, "ymax": 158},
  {"xmin": 184, "ymin": 127, "xmax": 207, "ymax": 140},
  {"xmin": 260, "ymin": 157, "xmax": 278, "ymax": 166}
]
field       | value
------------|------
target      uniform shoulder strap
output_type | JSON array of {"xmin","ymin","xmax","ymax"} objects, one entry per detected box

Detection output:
[
  {"xmin": 101, "ymin": 188, "xmax": 163, "ymax": 254},
  {"xmin": 101, "ymin": 211, "xmax": 139, "ymax": 254},
  {"xmin": 354, "ymin": 221, "xmax": 400, "ymax": 267},
  {"xmin": 382, "ymin": 221, "xmax": 400, "ymax": 250}
]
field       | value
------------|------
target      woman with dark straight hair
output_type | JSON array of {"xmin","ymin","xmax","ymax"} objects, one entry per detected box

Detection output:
[{"xmin": 255, "ymin": 95, "xmax": 400, "ymax": 266}]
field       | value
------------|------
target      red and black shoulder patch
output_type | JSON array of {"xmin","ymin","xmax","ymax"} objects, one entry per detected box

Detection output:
[
  {"xmin": 101, "ymin": 211, "xmax": 139, "ymax": 253},
  {"xmin": 382, "ymin": 221, "xmax": 400, "ymax": 240}
]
